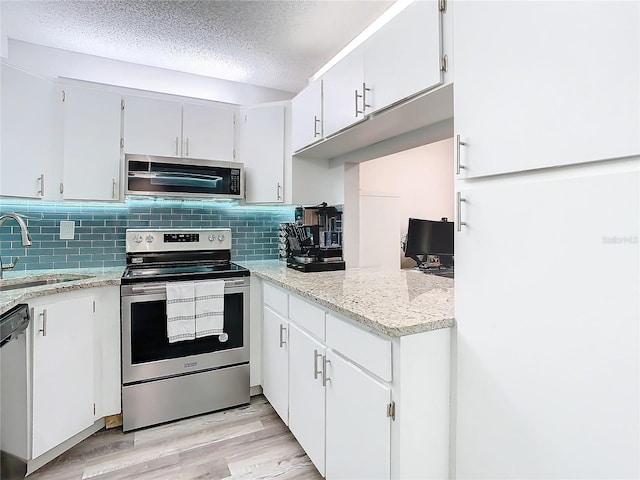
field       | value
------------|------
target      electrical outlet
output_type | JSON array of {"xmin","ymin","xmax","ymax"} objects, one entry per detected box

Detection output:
[{"xmin": 59, "ymin": 220, "xmax": 75, "ymax": 240}]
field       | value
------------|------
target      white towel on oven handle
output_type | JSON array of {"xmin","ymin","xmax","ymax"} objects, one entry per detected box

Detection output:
[
  {"xmin": 195, "ymin": 280, "xmax": 225, "ymax": 338},
  {"xmin": 166, "ymin": 282, "xmax": 196, "ymax": 343}
]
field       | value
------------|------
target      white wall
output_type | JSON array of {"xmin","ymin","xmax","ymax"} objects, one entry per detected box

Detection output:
[
  {"xmin": 4, "ymin": 39, "xmax": 293, "ymax": 105},
  {"xmin": 359, "ymin": 138, "xmax": 454, "ymax": 268}
]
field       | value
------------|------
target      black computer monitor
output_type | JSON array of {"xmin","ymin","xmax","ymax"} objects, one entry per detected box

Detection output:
[{"xmin": 404, "ymin": 218, "xmax": 454, "ymax": 267}]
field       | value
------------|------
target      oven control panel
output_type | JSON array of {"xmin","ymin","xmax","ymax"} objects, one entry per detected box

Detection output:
[
  {"xmin": 126, "ymin": 229, "xmax": 232, "ymax": 253},
  {"xmin": 164, "ymin": 233, "xmax": 199, "ymax": 243}
]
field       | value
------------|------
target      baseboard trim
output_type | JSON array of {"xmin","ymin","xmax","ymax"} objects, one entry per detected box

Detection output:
[
  {"xmin": 105, "ymin": 413, "xmax": 123, "ymax": 429},
  {"xmin": 27, "ymin": 418, "xmax": 105, "ymax": 475},
  {"xmin": 250, "ymin": 385, "xmax": 263, "ymax": 396}
]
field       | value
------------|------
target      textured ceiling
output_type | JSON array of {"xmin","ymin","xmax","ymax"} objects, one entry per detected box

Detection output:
[{"xmin": 1, "ymin": 0, "xmax": 394, "ymax": 93}]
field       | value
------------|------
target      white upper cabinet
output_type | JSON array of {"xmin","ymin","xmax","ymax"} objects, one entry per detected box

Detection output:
[
  {"xmin": 62, "ymin": 86, "xmax": 122, "ymax": 201},
  {"xmin": 291, "ymin": 79, "xmax": 323, "ymax": 152},
  {"xmin": 322, "ymin": 0, "xmax": 443, "ymax": 139},
  {"xmin": 322, "ymin": 46, "xmax": 366, "ymax": 138},
  {"xmin": 182, "ymin": 103, "xmax": 234, "ymax": 161},
  {"xmin": 238, "ymin": 104, "xmax": 285, "ymax": 203},
  {"xmin": 123, "ymin": 96, "xmax": 236, "ymax": 161},
  {"xmin": 1, "ymin": 63, "xmax": 57, "ymax": 200},
  {"xmin": 453, "ymin": 1, "xmax": 640, "ymax": 178},
  {"xmin": 123, "ymin": 96, "xmax": 183, "ymax": 157},
  {"xmin": 364, "ymin": 0, "xmax": 442, "ymax": 114}
]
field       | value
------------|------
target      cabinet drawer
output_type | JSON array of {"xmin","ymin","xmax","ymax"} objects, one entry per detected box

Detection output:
[
  {"xmin": 263, "ymin": 282, "xmax": 288, "ymax": 316},
  {"xmin": 289, "ymin": 295, "xmax": 325, "ymax": 340},
  {"xmin": 326, "ymin": 313, "xmax": 392, "ymax": 382}
]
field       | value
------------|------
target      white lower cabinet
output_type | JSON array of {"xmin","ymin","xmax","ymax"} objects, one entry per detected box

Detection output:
[
  {"xmin": 325, "ymin": 350, "xmax": 391, "ymax": 480},
  {"xmin": 31, "ymin": 295, "xmax": 94, "ymax": 458},
  {"xmin": 0, "ymin": 286, "xmax": 121, "ymax": 472},
  {"xmin": 288, "ymin": 323, "xmax": 326, "ymax": 476},
  {"xmin": 262, "ymin": 305, "xmax": 289, "ymax": 425},
  {"xmin": 92, "ymin": 286, "xmax": 122, "ymax": 419},
  {"xmin": 260, "ymin": 281, "xmax": 450, "ymax": 479}
]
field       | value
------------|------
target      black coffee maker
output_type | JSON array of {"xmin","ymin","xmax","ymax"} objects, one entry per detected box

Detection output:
[{"xmin": 285, "ymin": 204, "xmax": 345, "ymax": 272}]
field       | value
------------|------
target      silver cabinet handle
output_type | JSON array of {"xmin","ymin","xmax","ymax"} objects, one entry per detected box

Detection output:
[
  {"xmin": 277, "ymin": 182, "xmax": 282, "ymax": 201},
  {"xmin": 175, "ymin": 136, "xmax": 179, "ymax": 156},
  {"xmin": 457, "ymin": 192, "xmax": 467, "ymax": 232},
  {"xmin": 456, "ymin": 134, "xmax": 467, "ymax": 175},
  {"xmin": 186, "ymin": 138, "xmax": 190, "ymax": 157},
  {"xmin": 322, "ymin": 355, "xmax": 330, "ymax": 387},
  {"xmin": 362, "ymin": 82, "xmax": 371, "ymax": 112},
  {"xmin": 112, "ymin": 178, "xmax": 117, "ymax": 199},
  {"xmin": 39, "ymin": 309, "xmax": 47, "ymax": 336},
  {"xmin": 313, "ymin": 349, "xmax": 323, "ymax": 380},
  {"xmin": 313, "ymin": 116, "xmax": 320, "ymax": 138},
  {"xmin": 37, "ymin": 174, "xmax": 45, "ymax": 197},
  {"xmin": 279, "ymin": 324, "xmax": 287, "ymax": 348},
  {"xmin": 355, "ymin": 89, "xmax": 363, "ymax": 116}
]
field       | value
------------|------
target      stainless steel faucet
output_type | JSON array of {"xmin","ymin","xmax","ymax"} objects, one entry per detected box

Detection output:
[{"xmin": 0, "ymin": 213, "xmax": 33, "ymax": 279}]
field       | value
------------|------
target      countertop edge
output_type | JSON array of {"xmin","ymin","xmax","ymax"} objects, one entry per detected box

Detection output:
[
  {"xmin": 250, "ymin": 269, "xmax": 454, "ymax": 337},
  {"xmin": 0, "ymin": 269, "xmax": 123, "ymax": 316}
]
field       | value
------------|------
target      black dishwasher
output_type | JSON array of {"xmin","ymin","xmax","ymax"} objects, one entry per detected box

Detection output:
[
  {"xmin": 1, "ymin": 303, "xmax": 30, "ymax": 347},
  {"xmin": 0, "ymin": 303, "xmax": 30, "ymax": 480}
]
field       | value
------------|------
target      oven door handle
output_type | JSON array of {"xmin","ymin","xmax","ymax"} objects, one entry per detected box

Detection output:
[
  {"xmin": 223, "ymin": 279, "xmax": 248, "ymax": 288},
  {"xmin": 129, "ymin": 279, "xmax": 248, "ymax": 295},
  {"xmin": 130, "ymin": 285, "xmax": 167, "ymax": 295}
]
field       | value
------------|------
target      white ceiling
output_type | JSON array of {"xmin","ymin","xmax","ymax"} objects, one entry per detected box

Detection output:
[{"xmin": 1, "ymin": 0, "xmax": 394, "ymax": 94}]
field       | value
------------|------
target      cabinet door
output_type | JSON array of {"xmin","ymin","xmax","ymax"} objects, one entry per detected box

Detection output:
[
  {"xmin": 322, "ymin": 46, "xmax": 365, "ymax": 137},
  {"xmin": 62, "ymin": 86, "xmax": 122, "ymax": 201},
  {"xmin": 291, "ymin": 79, "xmax": 323, "ymax": 152},
  {"xmin": 32, "ymin": 296, "xmax": 94, "ymax": 458},
  {"xmin": 364, "ymin": 0, "xmax": 441, "ymax": 114},
  {"xmin": 453, "ymin": 1, "xmax": 640, "ymax": 178},
  {"xmin": 325, "ymin": 349, "xmax": 391, "ymax": 480},
  {"xmin": 239, "ymin": 105, "xmax": 285, "ymax": 203},
  {"xmin": 454, "ymin": 166, "xmax": 640, "ymax": 478},
  {"xmin": 123, "ymin": 96, "xmax": 182, "ymax": 157},
  {"xmin": 262, "ymin": 306, "xmax": 289, "ymax": 425},
  {"xmin": 288, "ymin": 323, "xmax": 326, "ymax": 476},
  {"xmin": 182, "ymin": 103, "xmax": 235, "ymax": 161},
  {"xmin": 92, "ymin": 286, "xmax": 121, "ymax": 419},
  {"xmin": 0, "ymin": 63, "xmax": 56, "ymax": 199}
]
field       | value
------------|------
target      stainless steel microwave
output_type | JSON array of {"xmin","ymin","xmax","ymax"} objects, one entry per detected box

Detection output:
[{"xmin": 125, "ymin": 155, "xmax": 244, "ymax": 199}]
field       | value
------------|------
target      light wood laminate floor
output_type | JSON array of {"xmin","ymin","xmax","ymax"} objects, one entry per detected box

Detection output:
[{"xmin": 28, "ymin": 396, "xmax": 322, "ymax": 480}]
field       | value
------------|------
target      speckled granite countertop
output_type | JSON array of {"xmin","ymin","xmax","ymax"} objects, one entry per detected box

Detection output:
[
  {"xmin": 240, "ymin": 260, "xmax": 454, "ymax": 337},
  {"xmin": 0, "ymin": 267, "xmax": 124, "ymax": 315}
]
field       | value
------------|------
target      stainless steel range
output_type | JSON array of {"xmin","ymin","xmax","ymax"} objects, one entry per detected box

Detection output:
[{"xmin": 120, "ymin": 228, "xmax": 250, "ymax": 432}]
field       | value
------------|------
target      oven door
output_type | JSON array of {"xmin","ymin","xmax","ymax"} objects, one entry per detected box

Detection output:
[{"xmin": 121, "ymin": 278, "xmax": 249, "ymax": 384}]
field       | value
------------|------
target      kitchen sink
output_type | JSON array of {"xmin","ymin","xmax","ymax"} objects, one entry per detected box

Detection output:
[{"xmin": 0, "ymin": 275, "xmax": 92, "ymax": 292}]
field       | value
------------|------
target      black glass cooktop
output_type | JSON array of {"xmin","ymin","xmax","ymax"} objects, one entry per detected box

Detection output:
[{"xmin": 121, "ymin": 262, "xmax": 249, "ymax": 284}]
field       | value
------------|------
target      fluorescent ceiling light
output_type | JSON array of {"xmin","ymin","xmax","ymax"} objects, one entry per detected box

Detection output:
[{"xmin": 310, "ymin": 0, "xmax": 415, "ymax": 82}]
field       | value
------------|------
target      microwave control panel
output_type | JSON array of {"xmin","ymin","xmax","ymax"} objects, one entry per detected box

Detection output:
[{"xmin": 230, "ymin": 169, "xmax": 241, "ymax": 195}]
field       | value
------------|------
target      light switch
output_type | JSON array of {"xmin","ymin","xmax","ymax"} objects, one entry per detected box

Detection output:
[{"xmin": 59, "ymin": 220, "xmax": 75, "ymax": 240}]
